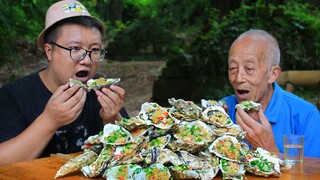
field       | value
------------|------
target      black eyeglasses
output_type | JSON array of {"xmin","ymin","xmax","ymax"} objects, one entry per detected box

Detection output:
[{"xmin": 49, "ymin": 41, "xmax": 107, "ymax": 62}]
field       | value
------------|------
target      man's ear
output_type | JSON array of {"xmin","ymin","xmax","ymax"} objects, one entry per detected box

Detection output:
[
  {"xmin": 268, "ymin": 65, "xmax": 281, "ymax": 83},
  {"xmin": 44, "ymin": 43, "xmax": 53, "ymax": 62}
]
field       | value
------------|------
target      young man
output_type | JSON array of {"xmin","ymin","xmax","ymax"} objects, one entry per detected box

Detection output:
[
  {"xmin": 223, "ymin": 29, "xmax": 320, "ymax": 157},
  {"xmin": 0, "ymin": 0, "xmax": 129, "ymax": 165}
]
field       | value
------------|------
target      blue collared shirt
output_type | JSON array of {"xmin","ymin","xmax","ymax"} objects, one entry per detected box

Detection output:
[{"xmin": 222, "ymin": 83, "xmax": 320, "ymax": 157}]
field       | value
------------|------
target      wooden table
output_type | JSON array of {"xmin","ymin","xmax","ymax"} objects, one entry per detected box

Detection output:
[{"xmin": 0, "ymin": 154, "xmax": 319, "ymax": 180}]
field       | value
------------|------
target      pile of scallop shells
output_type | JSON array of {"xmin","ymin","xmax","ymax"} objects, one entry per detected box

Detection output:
[{"xmin": 55, "ymin": 98, "xmax": 289, "ymax": 180}]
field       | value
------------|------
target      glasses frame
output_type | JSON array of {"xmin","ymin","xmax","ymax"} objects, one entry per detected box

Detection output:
[{"xmin": 49, "ymin": 41, "xmax": 107, "ymax": 62}]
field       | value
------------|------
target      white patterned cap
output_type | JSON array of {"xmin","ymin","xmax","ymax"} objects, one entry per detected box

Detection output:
[{"xmin": 37, "ymin": 0, "xmax": 105, "ymax": 51}]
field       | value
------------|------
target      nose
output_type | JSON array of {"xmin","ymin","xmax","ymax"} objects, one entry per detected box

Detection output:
[
  {"xmin": 79, "ymin": 52, "xmax": 92, "ymax": 65},
  {"xmin": 235, "ymin": 68, "xmax": 246, "ymax": 83}
]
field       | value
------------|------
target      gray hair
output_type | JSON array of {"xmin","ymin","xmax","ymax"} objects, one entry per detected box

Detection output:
[{"xmin": 231, "ymin": 29, "xmax": 280, "ymax": 68}]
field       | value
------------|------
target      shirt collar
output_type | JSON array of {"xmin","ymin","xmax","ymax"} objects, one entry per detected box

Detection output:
[{"xmin": 264, "ymin": 82, "xmax": 283, "ymax": 123}]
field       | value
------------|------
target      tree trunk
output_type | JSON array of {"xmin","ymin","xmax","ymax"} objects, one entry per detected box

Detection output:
[{"xmin": 100, "ymin": 0, "xmax": 123, "ymax": 24}]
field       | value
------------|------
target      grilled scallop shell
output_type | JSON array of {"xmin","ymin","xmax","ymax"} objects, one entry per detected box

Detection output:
[
  {"xmin": 209, "ymin": 135, "xmax": 247, "ymax": 163},
  {"xmin": 101, "ymin": 124, "xmax": 133, "ymax": 145},
  {"xmin": 87, "ymin": 77, "xmax": 120, "ymax": 90}
]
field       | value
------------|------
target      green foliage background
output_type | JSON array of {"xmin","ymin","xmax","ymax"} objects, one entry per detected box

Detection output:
[{"xmin": 0, "ymin": 0, "xmax": 319, "ymax": 102}]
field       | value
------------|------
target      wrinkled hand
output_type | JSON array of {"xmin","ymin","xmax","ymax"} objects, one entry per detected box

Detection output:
[
  {"xmin": 236, "ymin": 107, "xmax": 279, "ymax": 153},
  {"xmin": 96, "ymin": 85, "xmax": 125, "ymax": 124},
  {"xmin": 43, "ymin": 83, "xmax": 87, "ymax": 128},
  {"xmin": 222, "ymin": 103, "xmax": 229, "ymax": 114}
]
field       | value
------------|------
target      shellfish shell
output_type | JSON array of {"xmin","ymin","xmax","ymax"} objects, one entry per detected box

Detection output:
[
  {"xmin": 209, "ymin": 135, "xmax": 247, "ymax": 163},
  {"xmin": 111, "ymin": 136, "xmax": 146, "ymax": 162},
  {"xmin": 87, "ymin": 77, "xmax": 120, "ymax": 90},
  {"xmin": 202, "ymin": 106, "xmax": 233, "ymax": 127},
  {"xmin": 54, "ymin": 150, "xmax": 97, "ymax": 178},
  {"xmin": 245, "ymin": 148, "xmax": 282, "ymax": 177},
  {"xmin": 201, "ymin": 99, "xmax": 223, "ymax": 109},
  {"xmin": 168, "ymin": 98, "xmax": 202, "ymax": 121},
  {"xmin": 140, "ymin": 134, "xmax": 171, "ymax": 156},
  {"xmin": 236, "ymin": 100, "xmax": 261, "ymax": 113},
  {"xmin": 212, "ymin": 124, "xmax": 246, "ymax": 140},
  {"xmin": 133, "ymin": 164, "xmax": 171, "ymax": 180},
  {"xmin": 69, "ymin": 78, "xmax": 91, "ymax": 92},
  {"xmin": 104, "ymin": 164, "xmax": 142, "ymax": 179},
  {"xmin": 169, "ymin": 151, "xmax": 218, "ymax": 180},
  {"xmin": 144, "ymin": 147, "xmax": 184, "ymax": 165},
  {"xmin": 168, "ymin": 120, "xmax": 215, "ymax": 153},
  {"xmin": 81, "ymin": 145, "xmax": 114, "ymax": 177},
  {"xmin": 219, "ymin": 158, "xmax": 246, "ymax": 180},
  {"xmin": 138, "ymin": 102, "xmax": 179, "ymax": 129},
  {"xmin": 115, "ymin": 117, "xmax": 149, "ymax": 131},
  {"xmin": 101, "ymin": 124, "xmax": 133, "ymax": 145}
]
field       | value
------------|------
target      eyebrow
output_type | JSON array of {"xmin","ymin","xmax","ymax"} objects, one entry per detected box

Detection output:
[
  {"xmin": 66, "ymin": 41, "xmax": 102, "ymax": 47},
  {"xmin": 228, "ymin": 56, "xmax": 257, "ymax": 62},
  {"xmin": 237, "ymin": 57, "xmax": 258, "ymax": 66}
]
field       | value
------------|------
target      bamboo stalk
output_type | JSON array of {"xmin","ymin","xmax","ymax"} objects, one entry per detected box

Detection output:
[{"xmin": 277, "ymin": 70, "xmax": 320, "ymax": 86}]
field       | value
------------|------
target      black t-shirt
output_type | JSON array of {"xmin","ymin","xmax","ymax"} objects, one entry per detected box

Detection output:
[{"xmin": 0, "ymin": 72, "xmax": 129, "ymax": 157}]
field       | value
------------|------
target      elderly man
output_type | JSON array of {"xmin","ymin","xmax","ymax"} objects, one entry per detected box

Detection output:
[
  {"xmin": 0, "ymin": 0, "xmax": 129, "ymax": 165},
  {"xmin": 222, "ymin": 29, "xmax": 320, "ymax": 157}
]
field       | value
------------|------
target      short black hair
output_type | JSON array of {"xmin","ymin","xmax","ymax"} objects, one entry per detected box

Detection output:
[{"xmin": 44, "ymin": 16, "xmax": 105, "ymax": 44}]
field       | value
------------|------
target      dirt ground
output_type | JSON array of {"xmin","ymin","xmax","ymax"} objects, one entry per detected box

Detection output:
[{"xmin": 0, "ymin": 59, "xmax": 166, "ymax": 117}]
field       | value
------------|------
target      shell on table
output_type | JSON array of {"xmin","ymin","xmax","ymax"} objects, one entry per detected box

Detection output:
[
  {"xmin": 83, "ymin": 132, "xmax": 103, "ymax": 145},
  {"xmin": 108, "ymin": 153, "xmax": 144, "ymax": 167},
  {"xmin": 138, "ymin": 102, "xmax": 179, "ymax": 130},
  {"xmin": 243, "ymin": 149, "xmax": 255, "ymax": 161},
  {"xmin": 180, "ymin": 150, "xmax": 208, "ymax": 169},
  {"xmin": 168, "ymin": 120, "xmax": 215, "ymax": 153},
  {"xmin": 169, "ymin": 165, "xmax": 201, "ymax": 180},
  {"xmin": 104, "ymin": 164, "xmax": 142, "ymax": 179},
  {"xmin": 138, "ymin": 102, "xmax": 159, "ymax": 120},
  {"xmin": 115, "ymin": 117, "xmax": 149, "ymax": 131},
  {"xmin": 173, "ymin": 120, "xmax": 215, "ymax": 143},
  {"xmin": 169, "ymin": 164, "xmax": 218, "ymax": 180},
  {"xmin": 81, "ymin": 132, "xmax": 104, "ymax": 154},
  {"xmin": 140, "ymin": 134, "xmax": 171, "ymax": 156},
  {"xmin": 245, "ymin": 148, "xmax": 282, "ymax": 177},
  {"xmin": 110, "ymin": 136, "xmax": 147, "ymax": 162},
  {"xmin": 202, "ymin": 106, "xmax": 233, "ymax": 127},
  {"xmin": 133, "ymin": 164, "xmax": 171, "ymax": 180},
  {"xmin": 169, "ymin": 151, "xmax": 218, "ymax": 180},
  {"xmin": 245, "ymin": 157, "xmax": 281, "ymax": 177},
  {"xmin": 144, "ymin": 147, "xmax": 184, "ymax": 165},
  {"xmin": 199, "ymin": 163, "xmax": 220, "ymax": 180},
  {"xmin": 54, "ymin": 150, "xmax": 98, "ymax": 179},
  {"xmin": 209, "ymin": 135, "xmax": 247, "ymax": 163},
  {"xmin": 129, "ymin": 126, "xmax": 150, "ymax": 139},
  {"xmin": 212, "ymin": 124, "xmax": 246, "ymax": 140},
  {"xmin": 201, "ymin": 99, "xmax": 224, "ymax": 109},
  {"xmin": 219, "ymin": 158, "xmax": 246, "ymax": 180},
  {"xmin": 147, "ymin": 124, "xmax": 178, "ymax": 139},
  {"xmin": 197, "ymin": 151, "xmax": 220, "ymax": 168},
  {"xmin": 168, "ymin": 98, "xmax": 202, "ymax": 121},
  {"xmin": 100, "ymin": 123, "xmax": 134, "ymax": 145},
  {"xmin": 81, "ymin": 145, "xmax": 114, "ymax": 178}
]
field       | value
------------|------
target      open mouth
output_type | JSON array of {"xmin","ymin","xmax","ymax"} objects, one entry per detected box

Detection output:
[
  {"xmin": 236, "ymin": 89, "xmax": 249, "ymax": 100},
  {"xmin": 237, "ymin": 90, "xmax": 249, "ymax": 95},
  {"xmin": 74, "ymin": 70, "xmax": 90, "ymax": 82},
  {"xmin": 76, "ymin": 70, "xmax": 88, "ymax": 78}
]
